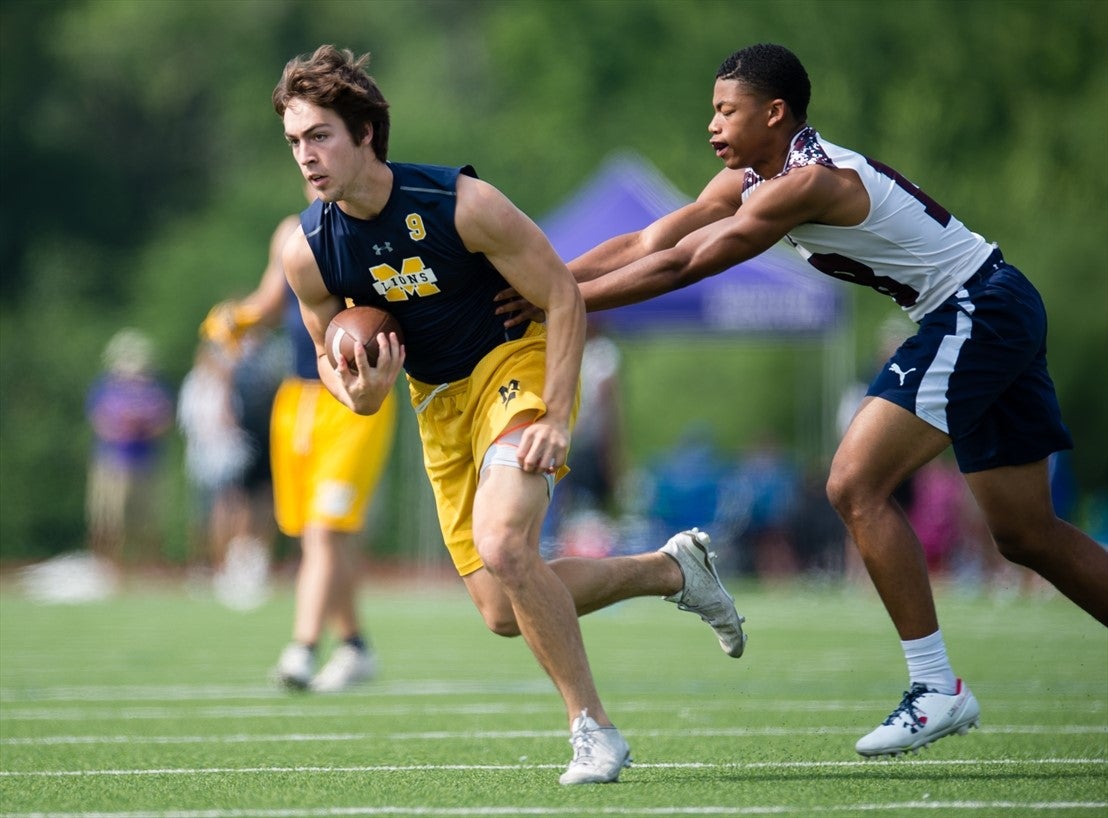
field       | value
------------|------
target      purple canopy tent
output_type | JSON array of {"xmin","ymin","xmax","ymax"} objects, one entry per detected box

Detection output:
[{"xmin": 539, "ymin": 152, "xmax": 842, "ymax": 334}]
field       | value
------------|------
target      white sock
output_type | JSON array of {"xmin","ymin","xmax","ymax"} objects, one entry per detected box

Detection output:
[{"xmin": 901, "ymin": 630, "xmax": 957, "ymax": 694}]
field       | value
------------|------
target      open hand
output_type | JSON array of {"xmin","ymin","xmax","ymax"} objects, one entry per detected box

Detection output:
[{"xmin": 494, "ymin": 286, "xmax": 545, "ymax": 329}]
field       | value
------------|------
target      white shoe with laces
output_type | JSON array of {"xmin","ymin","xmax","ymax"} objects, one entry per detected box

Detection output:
[
  {"xmin": 558, "ymin": 710, "xmax": 631, "ymax": 785},
  {"xmin": 274, "ymin": 643, "xmax": 314, "ymax": 690},
  {"xmin": 310, "ymin": 644, "xmax": 377, "ymax": 693},
  {"xmin": 855, "ymin": 678, "xmax": 981, "ymax": 757},
  {"xmin": 661, "ymin": 528, "xmax": 747, "ymax": 657}
]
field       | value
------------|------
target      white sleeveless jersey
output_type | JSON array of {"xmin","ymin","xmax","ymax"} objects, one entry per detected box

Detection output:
[{"xmin": 742, "ymin": 127, "xmax": 995, "ymax": 321}]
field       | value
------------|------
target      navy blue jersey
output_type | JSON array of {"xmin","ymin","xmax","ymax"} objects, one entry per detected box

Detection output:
[{"xmin": 300, "ymin": 162, "xmax": 528, "ymax": 384}]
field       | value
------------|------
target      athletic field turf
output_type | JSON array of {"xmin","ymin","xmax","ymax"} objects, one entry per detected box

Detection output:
[{"xmin": 1, "ymin": 571, "xmax": 1105, "ymax": 817}]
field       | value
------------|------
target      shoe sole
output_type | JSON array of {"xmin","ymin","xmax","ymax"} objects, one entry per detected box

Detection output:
[
  {"xmin": 856, "ymin": 717, "xmax": 980, "ymax": 758},
  {"xmin": 559, "ymin": 753, "xmax": 632, "ymax": 785}
]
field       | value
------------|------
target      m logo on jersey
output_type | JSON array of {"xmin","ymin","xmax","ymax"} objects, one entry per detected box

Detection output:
[
  {"xmin": 498, "ymin": 379, "xmax": 520, "ymax": 408},
  {"xmin": 370, "ymin": 257, "xmax": 441, "ymax": 302}
]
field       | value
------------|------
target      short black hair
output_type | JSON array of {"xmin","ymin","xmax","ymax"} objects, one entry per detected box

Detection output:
[{"xmin": 716, "ymin": 44, "xmax": 810, "ymax": 122}]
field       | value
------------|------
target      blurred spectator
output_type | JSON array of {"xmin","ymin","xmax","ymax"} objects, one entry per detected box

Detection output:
[
  {"xmin": 558, "ymin": 509, "xmax": 621, "ymax": 560},
  {"xmin": 904, "ymin": 458, "xmax": 968, "ymax": 574},
  {"xmin": 179, "ymin": 341, "xmax": 252, "ymax": 555},
  {"xmin": 566, "ymin": 321, "xmax": 625, "ymax": 513},
  {"xmin": 644, "ymin": 424, "xmax": 730, "ymax": 554},
  {"xmin": 544, "ymin": 320, "xmax": 626, "ymax": 556},
  {"xmin": 716, "ymin": 433, "xmax": 801, "ymax": 579},
  {"xmin": 788, "ymin": 462, "xmax": 848, "ymax": 577},
  {"xmin": 178, "ymin": 329, "xmax": 286, "ymax": 609},
  {"xmin": 85, "ymin": 328, "xmax": 174, "ymax": 566},
  {"xmin": 219, "ymin": 330, "xmax": 288, "ymax": 606}
]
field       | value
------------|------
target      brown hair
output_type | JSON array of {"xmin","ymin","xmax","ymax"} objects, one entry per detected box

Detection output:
[{"xmin": 272, "ymin": 45, "xmax": 391, "ymax": 160}]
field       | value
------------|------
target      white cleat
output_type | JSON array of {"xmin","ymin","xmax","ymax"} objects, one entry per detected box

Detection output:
[
  {"xmin": 273, "ymin": 643, "xmax": 314, "ymax": 690},
  {"xmin": 559, "ymin": 710, "xmax": 632, "ymax": 785},
  {"xmin": 310, "ymin": 644, "xmax": 377, "ymax": 693},
  {"xmin": 856, "ymin": 678, "xmax": 981, "ymax": 757},
  {"xmin": 661, "ymin": 528, "xmax": 746, "ymax": 657}
]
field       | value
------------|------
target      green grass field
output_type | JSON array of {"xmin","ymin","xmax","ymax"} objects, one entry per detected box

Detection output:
[{"xmin": 1, "ymin": 571, "xmax": 1105, "ymax": 817}]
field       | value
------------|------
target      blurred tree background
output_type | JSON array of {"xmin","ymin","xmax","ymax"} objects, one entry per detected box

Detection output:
[{"xmin": 1, "ymin": 0, "xmax": 1105, "ymax": 561}]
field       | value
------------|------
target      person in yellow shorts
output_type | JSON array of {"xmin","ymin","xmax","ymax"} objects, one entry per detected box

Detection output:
[
  {"xmin": 202, "ymin": 198, "xmax": 397, "ymax": 693},
  {"xmin": 273, "ymin": 45, "xmax": 746, "ymax": 785}
]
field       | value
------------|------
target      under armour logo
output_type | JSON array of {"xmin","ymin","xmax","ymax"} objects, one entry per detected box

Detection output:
[
  {"xmin": 373, "ymin": 242, "xmax": 393, "ymax": 256},
  {"xmin": 498, "ymin": 379, "xmax": 520, "ymax": 408},
  {"xmin": 889, "ymin": 363, "xmax": 917, "ymax": 386}
]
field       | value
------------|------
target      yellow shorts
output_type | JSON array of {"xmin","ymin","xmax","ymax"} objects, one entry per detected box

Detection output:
[
  {"xmin": 408, "ymin": 322, "xmax": 577, "ymax": 576},
  {"xmin": 270, "ymin": 378, "xmax": 397, "ymax": 537}
]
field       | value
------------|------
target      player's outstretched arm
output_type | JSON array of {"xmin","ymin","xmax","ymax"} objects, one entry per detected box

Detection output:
[
  {"xmin": 578, "ymin": 168, "xmax": 834, "ymax": 311},
  {"xmin": 495, "ymin": 167, "xmax": 744, "ymax": 326},
  {"xmin": 571, "ymin": 168, "xmax": 744, "ymax": 283}
]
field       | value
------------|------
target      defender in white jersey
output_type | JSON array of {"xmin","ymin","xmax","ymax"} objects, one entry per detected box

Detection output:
[
  {"xmin": 742, "ymin": 129, "xmax": 996, "ymax": 322},
  {"xmin": 501, "ymin": 43, "xmax": 1107, "ymax": 758}
]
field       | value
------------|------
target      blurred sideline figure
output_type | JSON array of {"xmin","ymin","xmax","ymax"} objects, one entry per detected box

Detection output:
[
  {"xmin": 718, "ymin": 433, "xmax": 801, "ymax": 580},
  {"xmin": 178, "ymin": 326, "xmax": 283, "ymax": 609},
  {"xmin": 200, "ymin": 187, "xmax": 397, "ymax": 693},
  {"xmin": 542, "ymin": 320, "xmax": 625, "ymax": 558},
  {"xmin": 21, "ymin": 329, "xmax": 173, "ymax": 603},
  {"xmin": 86, "ymin": 328, "xmax": 175, "ymax": 567},
  {"xmin": 565, "ymin": 321, "xmax": 625, "ymax": 514}
]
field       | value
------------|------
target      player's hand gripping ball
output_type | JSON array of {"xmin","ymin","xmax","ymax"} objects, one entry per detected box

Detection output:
[{"xmin": 324, "ymin": 306, "xmax": 403, "ymax": 371}]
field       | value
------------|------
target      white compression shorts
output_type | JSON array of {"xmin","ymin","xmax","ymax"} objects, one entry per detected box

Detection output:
[{"xmin": 479, "ymin": 424, "xmax": 555, "ymax": 497}]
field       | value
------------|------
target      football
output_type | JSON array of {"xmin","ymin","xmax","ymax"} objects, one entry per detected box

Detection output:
[{"xmin": 324, "ymin": 306, "xmax": 403, "ymax": 370}]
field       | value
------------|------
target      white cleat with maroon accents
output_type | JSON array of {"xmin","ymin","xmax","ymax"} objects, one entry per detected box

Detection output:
[{"xmin": 856, "ymin": 678, "xmax": 981, "ymax": 757}]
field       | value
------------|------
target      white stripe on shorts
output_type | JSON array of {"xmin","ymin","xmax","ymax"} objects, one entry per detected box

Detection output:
[{"xmin": 916, "ymin": 290, "xmax": 974, "ymax": 435}]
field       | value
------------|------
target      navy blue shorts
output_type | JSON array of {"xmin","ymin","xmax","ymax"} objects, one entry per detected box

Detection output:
[{"xmin": 867, "ymin": 250, "xmax": 1073, "ymax": 474}]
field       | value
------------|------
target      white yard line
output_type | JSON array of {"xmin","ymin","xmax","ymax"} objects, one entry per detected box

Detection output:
[
  {"xmin": 2, "ymin": 797, "xmax": 1108, "ymax": 817},
  {"xmin": 1, "ymin": 757, "xmax": 1105, "ymax": 777},
  {"xmin": 2, "ymin": 724, "xmax": 1106, "ymax": 746},
  {"xmin": 1, "ymin": 697, "xmax": 1101, "ymax": 722},
  {"xmin": 0, "ymin": 680, "xmax": 557, "ymax": 702},
  {"xmin": 1, "ymin": 684, "xmax": 1104, "ymax": 707}
]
